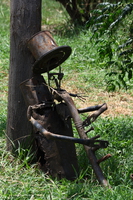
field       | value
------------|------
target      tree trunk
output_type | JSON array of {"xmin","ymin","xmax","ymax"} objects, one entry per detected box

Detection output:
[
  {"xmin": 57, "ymin": 0, "xmax": 84, "ymax": 25},
  {"xmin": 6, "ymin": 0, "xmax": 42, "ymax": 151}
]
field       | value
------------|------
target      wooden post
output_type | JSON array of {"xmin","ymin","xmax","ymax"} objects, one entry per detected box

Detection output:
[{"xmin": 6, "ymin": 0, "xmax": 42, "ymax": 151}]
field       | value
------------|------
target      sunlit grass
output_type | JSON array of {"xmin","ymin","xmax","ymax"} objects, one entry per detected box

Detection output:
[{"xmin": 0, "ymin": 0, "xmax": 133, "ymax": 199}]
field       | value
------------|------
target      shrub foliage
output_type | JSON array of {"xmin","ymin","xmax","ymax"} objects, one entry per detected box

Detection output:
[
  {"xmin": 56, "ymin": 1, "xmax": 133, "ymax": 91},
  {"xmin": 88, "ymin": 2, "xmax": 133, "ymax": 91}
]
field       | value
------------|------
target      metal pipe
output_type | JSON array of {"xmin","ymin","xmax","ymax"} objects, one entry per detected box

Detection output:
[
  {"xmin": 29, "ymin": 115, "xmax": 108, "ymax": 148},
  {"xmin": 78, "ymin": 104, "xmax": 105, "ymax": 113},
  {"xmin": 55, "ymin": 90, "xmax": 109, "ymax": 187}
]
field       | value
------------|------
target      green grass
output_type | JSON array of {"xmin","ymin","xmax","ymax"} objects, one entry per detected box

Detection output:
[
  {"xmin": 1, "ymin": 117, "xmax": 133, "ymax": 199},
  {"xmin": 41, "ymin": 0, "xmax": 69, "ymax": 26},
  {"xmin": 0, "ymin": 0, "xmax": 133, "ymax": 199}
]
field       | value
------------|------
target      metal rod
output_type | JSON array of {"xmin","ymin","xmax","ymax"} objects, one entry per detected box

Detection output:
[
  {"xmin": 83, "ymin": 103, "xmax": 107, "ymax": 127},
  {"xmin": 29, "ymin": 116, "xmax": 108, "ymax": 148},
  {"xmin": 54, "ymin": 90, "xmax": 109, "ymax": 187},
  {"xmin": 97, "ymin": 154, "xmax": 112, "ymax": 164},
  {"xmin": 78, "ymin": 104, "xmax": 105, "ymax": 113}
]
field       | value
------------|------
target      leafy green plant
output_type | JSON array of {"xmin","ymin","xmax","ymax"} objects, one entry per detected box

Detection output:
[{"xmin": 87, "ymin": 2, "xmax": 133, "ymax": 91}]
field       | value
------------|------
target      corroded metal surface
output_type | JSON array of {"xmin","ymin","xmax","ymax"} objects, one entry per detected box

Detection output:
[
  {"xmin": 20, "ymin": 75, "xmax": 110, "ymax": 184},
  {"xmin": 53, "ymin": 89, "xmax": 110, "ymax": 187},
  {"xmin": 20, "ymin": 75, "xmax": 79, "ymax": 180},
  {"xmin": 27, "ymin": 31, "xmax": 72, "ymax": 74}
]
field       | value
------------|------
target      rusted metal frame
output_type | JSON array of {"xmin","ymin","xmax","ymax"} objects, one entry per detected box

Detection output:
[
  {"xmin": 48, "ymin": 72, "xmax": 64, "ymax": 89},
  {"xmin": 82, "ymin": 103, "xmax": 107, "ymax": 127},
  {"xmin": 27, "ymin": 105, "xmax": 108, "ymax": 148},
  {"xmin": 20, "ymin": 75, "xmax": 79, "ymax": 180},
  {"xmin": 53, "ymin": 89, "xmax": 109, "ymax": 187}
]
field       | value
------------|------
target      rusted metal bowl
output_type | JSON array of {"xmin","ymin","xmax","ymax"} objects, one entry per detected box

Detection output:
[{"xmin": 27, "ymin": 31, "xmax": 72, "ymax": 74}]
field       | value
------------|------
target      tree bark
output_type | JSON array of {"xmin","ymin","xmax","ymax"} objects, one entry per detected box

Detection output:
[
  {"xmin": 56, "ymin": 0, "xmax": 84, "ymax": 24},
  {"xmin": 6, "ymin": 0, "xmax": 42, "ymax": 151}
]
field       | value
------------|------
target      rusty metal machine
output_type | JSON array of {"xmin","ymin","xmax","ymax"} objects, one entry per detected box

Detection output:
[{"xmin": 20, "ymin": 31, "xmax": 111, "ymax": 186}]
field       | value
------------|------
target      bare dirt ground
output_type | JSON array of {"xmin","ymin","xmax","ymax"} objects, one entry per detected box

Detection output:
[{"xmin": 62, "ymin": 82, "xmax": 133, "ymax": 118}]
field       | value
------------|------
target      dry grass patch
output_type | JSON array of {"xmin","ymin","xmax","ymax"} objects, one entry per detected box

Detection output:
[{"xmin": 62, "ymin": 80, "xmax": 133, "ymax": 118}]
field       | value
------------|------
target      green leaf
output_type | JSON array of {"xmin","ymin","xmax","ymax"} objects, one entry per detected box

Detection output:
[{"xmin": 128, "ymin": 69, "xmax": 132, "ymax": 80}]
